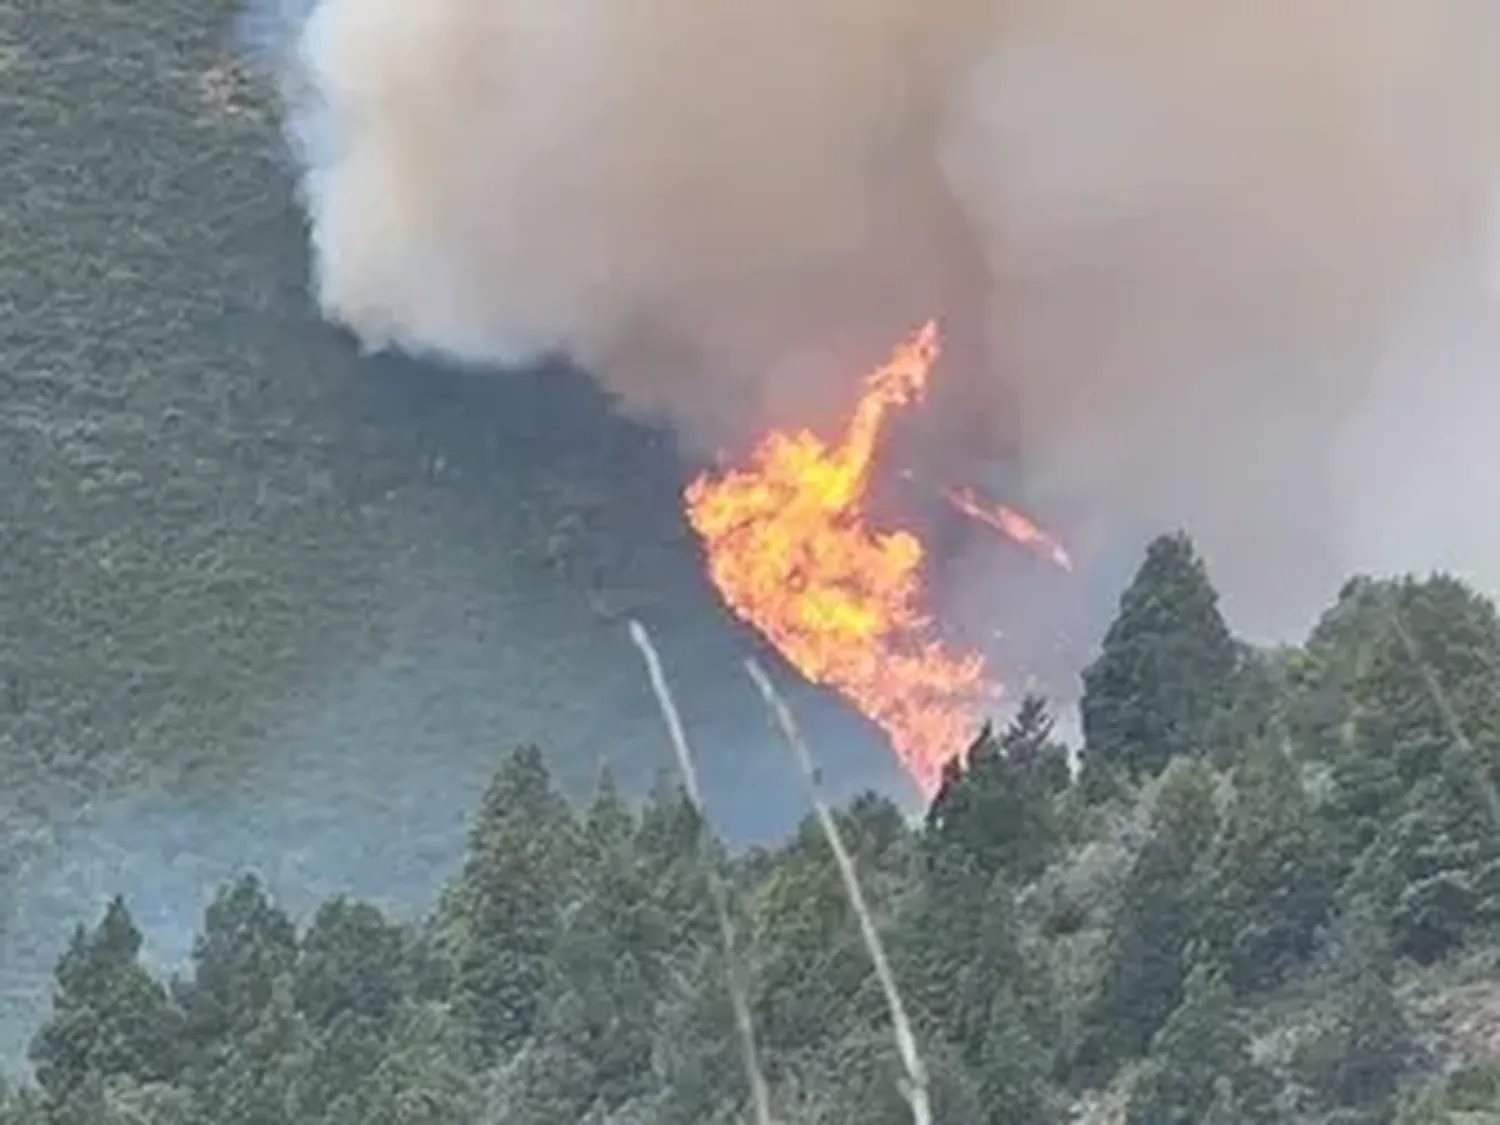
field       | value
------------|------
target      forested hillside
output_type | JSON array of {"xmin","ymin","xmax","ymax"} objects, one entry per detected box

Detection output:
[
  {"xmin": 5, "ymin": 533, "xmax": 1499, "ymax": 1125},
  {"xmin": 0, "ymin": 0, "xmax": 911, "ymax": 1064}
]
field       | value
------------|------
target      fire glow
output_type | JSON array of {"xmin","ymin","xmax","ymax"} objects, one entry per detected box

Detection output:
[{"xmin": 683, "ymin": 321, "xmax": 1070, "ymax": 793}]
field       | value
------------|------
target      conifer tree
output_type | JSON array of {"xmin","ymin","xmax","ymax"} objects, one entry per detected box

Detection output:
[
  {"xmin": 541, "ymin": 768, "xmax": 667, "ymax": 1110},
  {"xmin": 1318, "ymin": 575, "xmax": 1500, "ymax": 958},
  {"xmin": 1203, "ymin": 745, "xmax": 1335, "ymax": 991},
  {"xmin": 29, "ymin": 896, "xmax": 181, "ymax": 1101},
  {"xmin": 926, "ymin": 695, "xmax": 1069, "ymax": 885},
  {"xmin": 189, "ymin": 976, "xmax": 309, "ymax": 1125},
  {"xmin": 1376, "ymin": 745, "xmax": 1500, "ymax": 963},
  {"xmin": 1296, "ymin": 895, "xmax": 1416, "ymax": 1119},
  {"xmin": 976, "ymin": 991, "xmax": 1051, "ymax": 1125},
  {"xmin": 1346, "ymin": 576, "xmax": 1500, "ymax": 790},
  {"xmin": 323, "ymin": 1004, "xmax": 481, "ymax": 1125},
  {"xmin": 1081, "ymin": 532, "xmax": 1238, "ymax": 782},
  {"xmin": 450, "ymin": 744, "xmax": 576, "ymax": 1059},
  {"xmin": 1126, "ymin": 961, "xmax": 1274, "ymax": 1125},
  {"xmin": 174, "ymin": 874, "xmax": 298, "ymax": 1070},
  {"xmin": 634, "ymin": 775, "xmax": 718, "ymax": 952},
  {"xmin": 748, "ymin": 822, "xmax": 869, "ymax": 1053},
  {"xmin": 1083, "ymin": 762, "xmax": 1220, "ymax": 1070},
  {"xmin": 294, "ymin": 896, "xmax": 408, "ymax": 1034}
]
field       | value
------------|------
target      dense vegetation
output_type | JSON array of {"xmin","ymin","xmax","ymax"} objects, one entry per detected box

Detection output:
[
  {"xmin": 4, "ymin": 533, "xmax": 1499, "ymax": 1124},
  {"xmin": 2, "ymin": 0, "xmax": 858, "ymax": 1056}
]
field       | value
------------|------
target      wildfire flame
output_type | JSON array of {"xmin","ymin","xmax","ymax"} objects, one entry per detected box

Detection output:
[
  {"xmin": 683, "ymin": 320, "xmax": 1067, "ymax": 793},
  {"xmin": 940, "ymin": 485, "xmax": 1074, "ymax": 572}
]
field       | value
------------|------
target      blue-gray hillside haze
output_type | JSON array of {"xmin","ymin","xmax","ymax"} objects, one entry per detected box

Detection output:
[{"xmin": 0, "ymin": 351, "xmax": 908, "ymax": 1068}]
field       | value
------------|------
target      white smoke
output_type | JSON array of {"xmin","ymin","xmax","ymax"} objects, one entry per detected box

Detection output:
[{"xmin": 258, "ymin": 0, "xmax": 1500, "ymax": 637}]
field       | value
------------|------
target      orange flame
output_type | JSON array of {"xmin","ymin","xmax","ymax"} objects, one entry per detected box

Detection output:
[
  {"xmin": 940, "ymin": 485, "xmax": 1074, "ymax": 572},
  {"xmin": 683, "ymin": 321, "xmax": 992, "ymax": 794}
]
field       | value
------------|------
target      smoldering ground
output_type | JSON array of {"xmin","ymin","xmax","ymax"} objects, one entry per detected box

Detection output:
[{"xmin": 254, "ymin": 0, "xmax": 1500, "ymax": 638}]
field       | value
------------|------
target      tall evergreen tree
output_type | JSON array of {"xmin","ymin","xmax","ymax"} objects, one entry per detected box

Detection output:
[
  {"xmin": 1080, "ymin": 532, "xmax": 1238, "ymax": 782},
  {"xmin": 450, "ymin": 744, "xmax": 576, "ymax": 1060},
  {"xmin": 748, "ymin": 822, "xmax": 870, "ymax": 1054},
  {"xmin": 323, "ymin": 1003, "xmax": 481, "ymax": 1125},
  {"xmin": 1345, "ymin": 576, "xmax": 1500, "ymax": 791},
  {"xmin": 1126, "ymin": 961, "xmax": 1275, "ymax": 1125},
  {"xmin": 1284, "ymin": 576, "xmax": 1390, "ymax": 761},
  {"xmin": 652, "ymin": 943, "xmax": 755, "ymax": 1125},
  {"xmin": 174, "ymin": 874, "xmax": 298, "ymax": 1067},
  {"xmin": 976, "ymin": 987, "xmax": 1052, "ymax": 1125},
  {"xmin": 42, "ymin": 1075, "xmax": 194, "ymax": 1125},
  {"xmin": 293, "ymin": 1011, "xmax": 390, "ymax": 1123},
  {"xmin": 958, "ymin": 877, "xmax": 1036, "ymax": 1061},
  {"xmin": 189, "ymin": 976, "xmax": 309, "ymax": 1125},
  {"xmin": 961, "ymin": 879, "xmax": 1054, "ymax": 1123},
  {"xmin": 634, "ymin": 775, "xmax": 719, "ymax": 952},
  {"xmin": 1202, "ymin": 745, "xmax": 1335, "ymax": 991},
  {"xmin": 1082, "ymin": 762, "xmax": 1220, "ymax": 1071},
  {"xmin": 1373, "ymin": 745, "xmax": 1500, "ymax": 963},
  {"xmin": 1296, "ymin": 896, "xmax": 1416, "ymax": 1120},
  {"xmin": 539, "ymin": 769, "xmax": 668, "ymax": 1110},
  {"xmin": 294, "ymin": 896, "xmax": 408, "ymax": 1034},
  {"xmin": 29, "ymin": 896, "xmax": 181, "ymax": 1102},
  {"xmin": 1314, "ymin": 576, "xmax": 1500, "ymax": 959},
  {"xmin": 926, "ymin": 695, "xmax": 1069, "ymax": 885}
]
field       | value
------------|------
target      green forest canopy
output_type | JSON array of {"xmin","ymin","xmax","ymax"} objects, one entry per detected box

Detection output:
[{"xmin": 6, "ymin": 532, "xmax": 1500, "ymax": 1125}]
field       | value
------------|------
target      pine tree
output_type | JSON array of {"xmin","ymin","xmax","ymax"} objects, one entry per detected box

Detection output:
[
  {"xmin": 1324, "ymin": 746, "xmax": 1406, "ymax": 869},
  {"xmin": 959, "ymin": 876, "xmax": 1037, "ymax": 1059},
  {"xmin": 174, "ymin": 874, "xmax": 297, "ymax": 1070},
  {"xmin": 1310, "ymin": 576, "xmax": 1500, "ymax": 962},
  {"xmin": 28, "ymin": 896, "xmax": 181, "ymax": 1102},
  {"xmin": 1378, "ymin": 745, "xmax": 1500, "ymax": 963},
  {"xmin": 323, "ymin": 1003, "xmax": 481, "ymax": 1125},
  {"xmin": 1206, "ymin": 644, "xmax": 1291, "ymax": 767},
  {"xmin": 634, "ymin": 775, "xmax": 718, "ymax": 952},
  {"xmin": 42, "ymin": 1075, "xmax": 194, "ymax": 1125},
  {"xmin": 1080, "ymin": 532, "xmax": 1239, "ymax": 782},
  {"xmin": 1083, "ymin": 762, "xmax": 1220, "ymax": 1071},
  {"xmin": 1296, "ymin": 896, "xmax": 1416, "ymax": 1118},
  {"xmin": 540, "ymin": 768, "xmax": 668, "ymax": 1110},
  {"xmin": 580, "ymin": 766, "xmax": 636, "ymax": 876},
  {"xmin": 450, "ymin": 744, "xmax": 576, "ymax": 1060},
  {"xmin": 651, "ymin": 944, "xmax": 753, "ymax": 1125},
  {"xmin": 294, "ymin": 896, "xmax": 408, "ymax": 1034},
  {"xmin": 976, "ymin": 985, "xmax": 1052, "ymax": 1125},
  {"xmin": 1203, "ymin": 746, "xmax": 1335, "ymax": 991},
  {"xmin": 894, "ymin": 836, "xmax": 989, "ymax": 1039},
  {"xmin": 926, "ymin": 695, "xmax": 1069, "ymax": 885},
  {"xmin": 293, "ymin": 1011, "xmax": 390, "ymax": 1123},
  {"xmin": 748, "ymin": 820, "xmax": 870, "ymax": 1053},
  {"xmin": 1346, "ymin": 576, "xmax": 1500, "ymax": 790},
  {"xmin": 1126, "ymin": 961, "xmax": 1274, "ymax": 1125},
  {"xmin": 189, "ymin": 976, "xmax": 309, "ymax": 1125},
  {"xmin": 1284, "ymin": 576, "xmax": 1390, "ymax": 762}
]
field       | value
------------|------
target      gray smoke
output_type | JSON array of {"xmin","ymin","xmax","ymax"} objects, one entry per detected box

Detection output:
[{"xmin": 262, "ymin": 0, "xmax": 1500, "ymax": 637}]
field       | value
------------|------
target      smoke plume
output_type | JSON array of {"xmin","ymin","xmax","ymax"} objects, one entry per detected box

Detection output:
[{"xmin": 263, "ymin": 0, "xmax": 1500, "ymax": 636}]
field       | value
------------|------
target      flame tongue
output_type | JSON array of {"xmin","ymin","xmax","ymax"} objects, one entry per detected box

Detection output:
[
  {"xmin": 940, "ymin": 484, "xmax": 1074, "ymax": 572},
  {"xmin": 683, "ymin": 321, "xmax": 990, "ymax": 793}
]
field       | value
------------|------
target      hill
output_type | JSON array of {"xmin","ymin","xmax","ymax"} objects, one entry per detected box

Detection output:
[{"xmin": 0, "ymin": 0, "xmax": 914, "ymax": 1066}]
